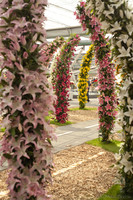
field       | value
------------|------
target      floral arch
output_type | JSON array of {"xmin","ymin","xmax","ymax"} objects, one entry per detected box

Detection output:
[
  {"xmin": 75, "ymin": 2, "xmax": 117, "ymax": 142},
  {"xmin": 78, "ymin": 0, "xmax": 133, "ymax": 195},
  {"xmin": 51, "ymin": 34, "xmax": 80, "ymax": 123}
]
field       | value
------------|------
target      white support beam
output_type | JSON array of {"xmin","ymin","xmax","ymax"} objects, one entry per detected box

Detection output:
[{"xmin": 46, "ymin": 26, "xmax": 88, "ymax": 39}]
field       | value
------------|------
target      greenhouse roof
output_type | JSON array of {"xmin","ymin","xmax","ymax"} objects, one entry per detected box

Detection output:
[
  {"xmin": 45, "ymin": 0, "xmax": 80, "ymax": 30},
  {"xmin": 45, "ymin": 0, "xmax": 133, "ymax": 31},
  {"xmin": 44, "ymin": 0, "xmax": 133, "ymax": 76}
]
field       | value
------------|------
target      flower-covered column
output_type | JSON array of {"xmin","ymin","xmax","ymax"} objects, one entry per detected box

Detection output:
[
  {"xmin": 86, "ymin": 0, "xmax": 133, "ymax": 195},
  {"xmin": 75, "ymin": 2, "xmax": 117, "ymax": 141},
  {"xmin": 0, "ymin": 1, "xmax": 56, "ymax": 199},
  {"xmin": 78, "ymin": 44, "xmax": 94, "ymax": 109},
  {"xmin": 42, "ymin": 36, "xmax": 64, "ymax": 67},
  {"xmin": 53, "ymin": 34, "xmax": 80, "ymax": 123}
]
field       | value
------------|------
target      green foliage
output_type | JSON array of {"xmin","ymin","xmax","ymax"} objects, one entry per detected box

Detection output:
[
  {"xmin": 116, "ymin": 130, "xmax": 122, "ymax": 134},
  {"xmin": 98, "ymin": 184, "xmax": 133, "ymax": 200},
  {"xmin": 86, "ymin": 138, "xmax": 122, "ymax": 154},
  {"xmin": 0, "ymin": 127, "xmax": 5, "ymax": 132},
  {"xmin": 50, "ymin": 120, "xmax": 73, "ymax": 126}
]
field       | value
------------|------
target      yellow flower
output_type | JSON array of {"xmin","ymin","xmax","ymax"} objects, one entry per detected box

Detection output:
[{"xmin": 78, "ymin": 44, "xmax": 94, "ymax": 108}]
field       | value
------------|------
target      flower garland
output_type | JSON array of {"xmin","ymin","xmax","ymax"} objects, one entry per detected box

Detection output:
[
  {"xmin": 86, "ymin": 0, "xmax": 133, "ymax": 195},
  {"xmin": 75, "ymin": 2, "xmax": 117, "ymax": 141},
  {"xmin": 42, "ymin": 36, "xmax": 64, "ymax": 67},
  {"xmin": 78, "ymin": 44, "xmax": 94, "ymax": 109},
  {"xmin": 53, "ymin": 34, "xmax": 80, "ymax": 123},
  {"xmin": 0, "ymin": 1, "xmax": 56, "ymax": 199},
  {"xmin": 50, "ymin": 48, "xmax": 62, "ymax": 86}
]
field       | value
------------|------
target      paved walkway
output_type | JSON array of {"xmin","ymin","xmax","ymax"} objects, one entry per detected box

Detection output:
[
  {"xmin": 69, "ymin": 98, "xmax": 98, "ymax": 108},
  {"xmin": 53, "ymin": 119, "xmax": 121, "ymax": 153},
  {"xmin": 0, "ymin": 119, "xmax": 121, "ymax": 171}
]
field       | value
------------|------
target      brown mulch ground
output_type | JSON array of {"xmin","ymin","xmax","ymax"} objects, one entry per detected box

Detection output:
[
  {"xmin": 0, "ymin": 108, "xmax": 119, "ymax": 200},
  {"xmin": 0, "ymin": 144, "xmax": 118, "ymax": 200},
  {"xmin": 48, "ymin": 144, "xmax": 117, "ymax": 200},
  {"xmin": 0, "ymin": 144, "xmax": 117, "ymax": 200},
  {"xmin": 68, "ymin": 108, "xmax": 98, "ymax": 123}
]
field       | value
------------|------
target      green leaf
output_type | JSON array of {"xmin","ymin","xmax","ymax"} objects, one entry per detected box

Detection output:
[
  {"xmin": 11, "ymin": 128, "xmax": 16, "ymax": 137},
  {"xmin": 47, "ymin": 138, "xmax": 52, "ymax": 145},
  {"xmin": 0, "ymin": 127, "xmax": 6, "ymax": 132},
  {"xmin": 3, "ymin": 153, "xmax": 12, "ymax": 159}
]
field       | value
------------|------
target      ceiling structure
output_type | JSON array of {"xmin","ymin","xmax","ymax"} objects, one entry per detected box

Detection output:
[
  {"xmin": 45, "ymin": 0, "xmax": 80, "ymax": 30},
  {"xmin": 44, "ymin": 0, "xmax": 133, "ymax": 79},
  {"xmin": 44, "ymin": 0, "xmax": 95, "ymax": 78},
  {"xmin": 45, "ymin": 0, "xmax": 133, "ymax": 33}
]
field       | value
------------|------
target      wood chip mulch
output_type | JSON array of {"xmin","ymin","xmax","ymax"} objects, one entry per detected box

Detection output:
[
  {"xmin": 0, "ymin": 144, "xmax": 118, "ymax": 200},
  {"xmin": 68, "ymin": 109, "xmax": 98, "ymax": 123},
  {"xmin": 48, "ymin": 144, "xmax": 118, "ymax": 200}
]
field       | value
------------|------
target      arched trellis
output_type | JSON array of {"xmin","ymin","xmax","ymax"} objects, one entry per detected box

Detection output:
[
  {"xmin": 78, "ymin": 44, "xmax": 94, "ymax": 109},
  {"xmin": 86, "ymin": 0, "xmax": 133, "ymax": 195},
  {"xmin": 52, "ymin": 34, "xmax": 80, "ymax": 123},
  {"xmin": 75, "ymin": 2, "xmax": 117, "ymax": 142}
]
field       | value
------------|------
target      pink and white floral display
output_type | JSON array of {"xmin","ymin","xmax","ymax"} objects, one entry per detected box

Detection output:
[
  {"xmin": 0, "ymin": 0, "xmax": 56, "ymax": 199},
  {"xmin": 75, "ymin": 1, "xmax": 117, "ymax": 141},
  {"xmin": 41, "ymin": 36, "xmax": 64, "ymax": 67},
  {"xmin": 53, "ymin": 34, "xmax": 80, "ymax": 123},
  {"xmin": 86, "ymin": 0, "xmax": 133, "ymax": 195}
]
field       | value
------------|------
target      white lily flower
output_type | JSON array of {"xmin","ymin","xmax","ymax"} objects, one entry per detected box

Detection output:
[
  {"xmin": 85, "ymin": 0, "xmax": 93, "ymax": 10},
  {"xmin": 122, "ymin": 78, "xmax": 132, "ymax": 90},
  {"xmin": 101, "ymin": 21, "xmax": 109, "ymax": 30},
  {"xmin": 120, "ymin": 151, "xmax": 133, "ymax": 173},
  {"xmin": 122, "ymin": 58, "xmax": 129, "ymax": 69},
  {"xmin": 120, "ymin": 10, "xmax": 124, "ymax": 18},
  {"xmin": 116, "ymin": 40, "xmax": 122, "ymax": 48},
  {"xmin": 49, "ymin": 50, "xmax": 60, "ymax": 83},
  {"xmin": 127, "ymin": 38, "xmax": 132, "ymax": 47},
  {"xmin": 112, "ymin": 0, "xmax": 124, "ymax": 8},
  {"xmin": 121, "ymin": 99, "xmax": 126, "ymax": 105},
  {"xmin": 126, "ymin": 22, "xmax": 133, "ymax": 35},
  {"xmin": 129, "ymin": 57, "xmax": 133, "ymax": 62},
  {"xmin": 120, "ymin": 152, "xmax": 131, "ymax": 172},
  {"xmin": 116, "ymin": 73, "xmax": 122, "ymax": 84},
  {"xmin": 120, "ymin": 91, "xmax": 128, "ymax": 100},
  {"xmin": 97, "ymin": 1, "xmax": 104, "ymax": 14},
  {"xmin": 117, "ymin": 110, "xmax": 126, "ymax": 126},
  {"xmin": 117, "ymin": 118, "xmax": 124, "ymax": 126},
  {"xmin": 109, "ymin": 0, "xmax": 119, "ymax": 2},
  {"xmin": 118, "ymin": 34, "xmax": 129, "ymax": 43},
  {"xmin": 114, "ymin": 153, "xmax": 121, "ymax": 162},
  {"xmin": 110, "ymin": 21, "xmax": 121, "ymax": 32},
  {"xmin": 125, "ymin": 10, "xmax": 132, "ymax": 19},
  {"xmin": 104, "ymin": 5, "xmax": 114, "ymax": 18},
  {"xmin": 124, "ymin": 161, "xmax": 133, "ymax": 173},
  {"xmin": 119, "ymin": 86, "xmax": 129, "ymax": 100},
  {"xmin": 124, "ymin": 106, "xmax": 133, "ymax": 124},
  {"xmin": 118, "ymin": 46, "xmax": 131, "ymax": 57}
]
